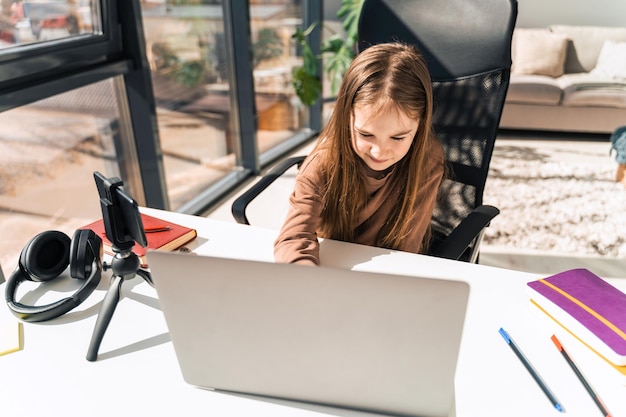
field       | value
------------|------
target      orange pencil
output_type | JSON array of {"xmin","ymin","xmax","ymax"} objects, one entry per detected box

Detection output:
[{"xmin": 551, "ymin": 335, "xmax": 612, "ymax": 417}]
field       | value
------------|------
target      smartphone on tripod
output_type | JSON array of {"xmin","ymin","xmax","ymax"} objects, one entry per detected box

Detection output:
[{"xmin": 93, "ymin": 171, "xmax": 147, "ymax": 252}]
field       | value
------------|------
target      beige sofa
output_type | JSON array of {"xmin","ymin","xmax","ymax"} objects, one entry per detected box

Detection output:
[{"xmin": 500, "ymin": 25, "xmax": 626, "ymax": 134}]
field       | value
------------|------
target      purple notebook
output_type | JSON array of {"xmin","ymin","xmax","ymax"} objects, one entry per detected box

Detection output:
[{"xmin": 527, "ymin": 268, "xmax": 626, "ymax": 363}]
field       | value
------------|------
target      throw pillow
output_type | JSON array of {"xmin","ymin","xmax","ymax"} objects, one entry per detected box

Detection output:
[
  {"xmin": 512, "ymin": 29, "xmax": 569, "ymax": 78},
  {"xmin": 591, "ymin": 40, "xmax": 626, "ymax": 80}
]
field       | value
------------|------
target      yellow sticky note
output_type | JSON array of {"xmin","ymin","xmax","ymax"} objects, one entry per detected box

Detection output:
[{"xmin": 0, "ymin": 320, "xmax": 24, "ymax": 356}]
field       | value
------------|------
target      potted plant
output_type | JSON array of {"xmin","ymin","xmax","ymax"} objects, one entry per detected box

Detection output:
[{"xmin": 292, "ymin": 0, "xmax": 363, "ymax": 106}]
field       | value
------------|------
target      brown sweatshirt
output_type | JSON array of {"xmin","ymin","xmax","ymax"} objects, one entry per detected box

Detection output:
[{"xmin": 274, "ymin": 142, "xmax": 444, "ymax": 265}]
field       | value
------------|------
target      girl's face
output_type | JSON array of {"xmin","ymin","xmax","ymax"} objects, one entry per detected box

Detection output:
[{"xmin": 351, "ymin": 104, "xmax": 419, "ymax": 172}]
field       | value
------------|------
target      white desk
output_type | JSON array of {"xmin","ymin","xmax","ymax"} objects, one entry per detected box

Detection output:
[{"xmin": 1, "ymin": 207, "xmax": 624, "ymax": 417}]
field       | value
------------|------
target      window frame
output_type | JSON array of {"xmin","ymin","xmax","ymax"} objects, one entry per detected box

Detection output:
[{"xmin": 0, "ymin": 0, "xmax": 124, "ymax": 110}]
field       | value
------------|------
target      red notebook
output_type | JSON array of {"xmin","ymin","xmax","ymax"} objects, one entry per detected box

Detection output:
[
  {"xmin": 81, "ymin": 213, "xmax": 197, "ymax": 267},
  {"xmin": 527, "ymin": 269, "xmax": 626, "ymax": 372}
]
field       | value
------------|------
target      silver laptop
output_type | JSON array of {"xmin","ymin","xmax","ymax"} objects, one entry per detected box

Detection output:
[{"xmin": 146, "ymin": 251, "xmax": 470, "ymax": 417}]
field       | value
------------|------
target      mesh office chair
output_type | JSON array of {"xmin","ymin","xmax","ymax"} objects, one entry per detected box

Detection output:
[{"xmin": 232, "ymin": 0, "xmax": 517, "ymax": 262}]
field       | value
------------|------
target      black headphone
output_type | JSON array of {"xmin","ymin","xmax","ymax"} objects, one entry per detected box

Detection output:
[{"xmin": 5, "ymin": 229, "xmax": 102, "ymax": 322}]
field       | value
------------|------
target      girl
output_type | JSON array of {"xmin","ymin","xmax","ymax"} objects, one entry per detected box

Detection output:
[{"xmin": 274, "ymin": 42, "xmax": 445, "ymax": 265}]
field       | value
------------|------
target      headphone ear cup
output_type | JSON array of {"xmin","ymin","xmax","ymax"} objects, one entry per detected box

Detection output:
[
  {"xmin": 6, "ymin": 229, "xmax": 102, "ymax": 322},
  {"xmin": 19, "ymin": 230, "xmax": 71, "ymax": 282},
  {"xmin": 70, "ymin": 229, "xmax": 101, "ymax": 280}
]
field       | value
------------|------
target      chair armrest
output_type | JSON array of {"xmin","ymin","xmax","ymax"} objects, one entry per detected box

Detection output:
[
  {"xmin": 231, "ymin": 156, "xmax": 306, "ymax": 225},
  {"xmin": 430, "ymin": 205, "xmax": 500, "ymax": 261}
]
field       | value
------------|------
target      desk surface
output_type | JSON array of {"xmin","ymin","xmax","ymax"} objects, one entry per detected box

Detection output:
[{"xmin": 1, "ymin": 207, "xmax": 624, "ymax": 417}]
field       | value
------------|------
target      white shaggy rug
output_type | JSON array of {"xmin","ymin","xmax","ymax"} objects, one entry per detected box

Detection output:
[{"xmin": 482, "ymin": 139, "xmax": 626, "ymax": 258}]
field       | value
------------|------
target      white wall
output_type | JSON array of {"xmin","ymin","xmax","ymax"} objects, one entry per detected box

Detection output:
[
  {"xmin": 325, "ymin": 0, "xmax": 625, "ymax": 30},
  {"xmin": 516, "ymin": 0, "xmax": 626, "ymax": 27}
]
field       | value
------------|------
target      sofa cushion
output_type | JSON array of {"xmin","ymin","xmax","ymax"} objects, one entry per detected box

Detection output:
[
  {"xmin": 549, "ymin": 25, "xmax": 626, "ymax": 73},
  {"xmin": 559, "ymin": 73, "xmax": 626, "ymax": 108},
  {"xmin": 591, "ymin": 40, "xmax": 626, "ymax": 80},
  {"xmin": 512, "ymin": 29, "xmax": 568, "ymax": 77},
  {"xmin": 507, "ymin": 74, "xmax": 562, "ymax": 105}
]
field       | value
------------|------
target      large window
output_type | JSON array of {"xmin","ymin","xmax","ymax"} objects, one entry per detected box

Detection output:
[
  {"xmin": 0, "ymin": 0, "xmax": 323, "ymax": 278},
  {"xmin": 140, "ymin": 0, "xmax": 314, "ymax": 212}
]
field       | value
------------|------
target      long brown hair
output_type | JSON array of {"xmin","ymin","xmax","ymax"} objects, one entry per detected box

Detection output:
[{"xmin": 312, "ymin": 42, "xmax": 440, "ymax": 251}]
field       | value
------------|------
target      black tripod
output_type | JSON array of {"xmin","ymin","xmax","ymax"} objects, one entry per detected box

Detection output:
[
  {"xmin": 85, "ymin": 172, "xmax": 152, "ymax": 362},
  {"xmin": 85, "ymin": 247, "xmax": 152, "ymax": 361}
]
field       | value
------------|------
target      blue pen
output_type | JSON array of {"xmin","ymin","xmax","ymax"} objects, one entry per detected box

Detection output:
[{"xmin": 499, "ymin": 327, "xmax": 564, "ymax": 413}]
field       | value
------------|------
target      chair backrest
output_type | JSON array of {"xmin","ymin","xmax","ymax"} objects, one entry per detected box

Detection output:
[{"xmin": 358, "ymin": 0, "xmax": 517, "ymax": 259}]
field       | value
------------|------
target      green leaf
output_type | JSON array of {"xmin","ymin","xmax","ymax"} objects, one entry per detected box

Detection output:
[
  {"xmin": 324, "ymin": 45, "xmax": 354, "ymax": 95},
  {"xmin": 321, "ymin": 35, "xmax": 345, "ymax": 54},
  {"xmin": 292, "ymin": 67, "xmax": 322, "ymax": 106},
  {"xmin": 338, "ymin": 0, "xmax": 363, "ymax": 47}
]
